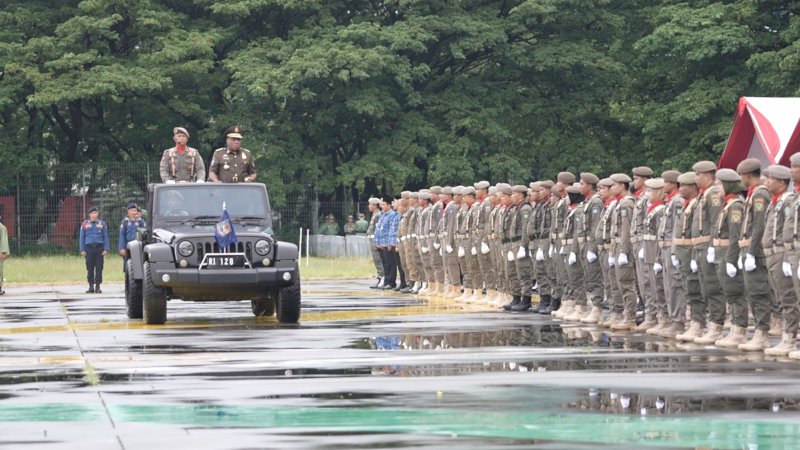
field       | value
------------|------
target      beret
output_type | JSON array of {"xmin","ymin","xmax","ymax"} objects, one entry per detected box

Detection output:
[
  {"xmin": 767, "ymin": 164, "xmax": 791, "ymax": 180},
  {"xmin": 632, "ymin": 166, "xmax": 653, "ymax": 177},
  {"xmin": 127, "ymin": 203, "xmax": 138, "ymax": 210},
  {"xmin": 791, "ymin": 153, "xmax": 800, "ymax": 166},
  {"xmin": 539, "ymin": 180, "xmax": 554, "ymax": 189},
  {"xmin": 418, "ymin": 191, "xmax": 432, "ymax": 200},
  {"xmin": 692, "ymin": 160, "xmax": 717, "ymax": 173},
  {"xmin": 173, "ymin": 127, "xmax": 189, "ymax": 137},
  {"xmin": 462, "ymin": 186, "xmax": 476, "ymax": 195},
  {"xmin": 736, "ymin": 158, "xmax": 762, "ymax": 174},
  {"xmin": 557, "ymin": 172, "xmax": 576, "ymax": 184},
  {"xmin": 488, "ymin": 186, "xmax": 497, "ymax": 195},
  {"xmin": 529, "ymin": 181, "xmax": 542, "ymax": 191},
  {"xmin": 498, "ymin": 184, "xmax": 512, "ymax": 195},
  {"xmin": 598, "ymin": 178, "xmax": 613, "ymax": 188},
  {"xmin": 677, "ymin": 171, "xmax": 697, "ymax": 185},
  {"xmin": 474, "ymin": 180, "xmax": 490, "ymax": 190},
  {"xmin": 87, "ymin": 206, "xmax": 98, "ymax": 214},
  {"xmin": 441, "ymin": 186, "xmax": 453, "ymax": 195},
  {"xmin": 610, "ymin": 173, "xmax": 632, "ymax": 183},
  {"xmin": 400, "ymin": 191, "xmax": 411, "ymax": 199},
  {"xmin": 452, "ymin": 186, "xmax": 464, "ymax": 195},
  {"xmin": 661, "ymin": 170, "xmax": 681, "ymax": 184},
  {"xmin": 512, "ymin": 185, "xmax": 528, "ymax": 194},
  {"xmin": 368, "ymin": 197, "xmax": 381, "ymax": 205},
  {"xmin": 429, "ymin": 186, "xmax": 442, "ymax": 194},
  {"xmin": 580, "ymin": 172, "xmax": 599, "ymax": 184},
  {"xmin": 565, "ymin": 185, "xmax": 581, "ymax": 194},
  {"xmin": 644, "ymin": 178, "xmax": 664, "ymax": 189},
  {"xmin": 409, "ymin": 192, "xmax": 419, "ymax": 199},
  {"xmin": 716, "ymin": 168, "xmax": 741, "ymax": 182}
]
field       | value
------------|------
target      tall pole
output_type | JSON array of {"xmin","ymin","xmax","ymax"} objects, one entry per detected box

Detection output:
[
  {"xmin": 298, "ymin": 227, "xmax": 303, "ymax": 267},
  {"xmin": 306, "ymin": 228, "xmax": 310, "ymax": 267}
]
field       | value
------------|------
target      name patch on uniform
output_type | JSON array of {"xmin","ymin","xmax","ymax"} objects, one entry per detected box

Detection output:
[
  {"xmin": 731, "ymin": 210, "xmax": 742, "ymax": 224},
  {"xmin": 621, "ymin": 209, "xmax": 627, "ymax": 217},
  {"xmin": 785, "ymin": 207, "xmax": 791, "ymax": 217},
  {"xmin": 592, "ymin": 208, "xmax": 599, "ymax": 215},
  {"xmin": 710, "ymin": 195, "xmax": 721, "ymax": 207},
  {"xmin": 754, "ymin": 198, "xmax": 765, "ymax": 212}
]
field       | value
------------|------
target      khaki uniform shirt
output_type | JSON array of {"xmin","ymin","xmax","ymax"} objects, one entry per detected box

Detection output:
[
  {"xmin": 210, "ymin": 147, "xmax": 256, "ymax": 183},
  {"xmin": 643, "ymin": 202, "xmax": 666, "ymax": 264},
  {"xmin": 714, "ymin": 194, "xmax": 745, "ymax": 265},
  {"xmin": 580, "ymin": 193, "xmax": 604, "ymax": 255},
  {"xmin": 762, "ymin": 191, "xmax": 793, "ymax": 252},
  {"xmin": 740, "ymin": 185, "xmax": 770, "ymax": 257},
  {"xmin": 610, "ymin": 195, "xmax": 635, "ymax": 257},
  {"xmin": 159, "ymin": 147, "xmax": 205, "ymax": 182}
]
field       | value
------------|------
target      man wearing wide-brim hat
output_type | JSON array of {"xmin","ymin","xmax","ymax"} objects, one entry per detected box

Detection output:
[
  {"xmin": 159, "ymin": 127, "xmax": 206, "ymax": 183},
  {"xmin": 209, "ymin": 126, "xmax": 257, "ymax": 183}
]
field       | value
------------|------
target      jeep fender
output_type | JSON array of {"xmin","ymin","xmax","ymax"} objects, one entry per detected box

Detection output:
[
  {"xmin": 145, "ymin": 243, "xmax": 175, "ymax": 264},
  {"xmin": 275, "ymin": 242, "xmax": 298, "ymax": 261},
  {"xmin": 127, "ymin": 240, "xmax": 144, "ymax": 280}
]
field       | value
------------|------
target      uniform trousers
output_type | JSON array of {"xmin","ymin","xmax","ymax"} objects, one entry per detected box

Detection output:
[
  {"xmin": 714, "ymin": 251, "xmax": 747, "ymax": 328},
  {"xmin": 661, "ymin": 250, "xmax": 685, "ymax": 323},
  {"xmin": 582, "ymin": 247, "xmax": 604, "ymax": 308},
  {"xmin": 767, "ymin": 252, "xmax": 799, "ymax": 336},
  {"xmin": 676, "ymin": 245, "xmax": 703, "ymax": 324},
  {"xmin": 743, "ymin": 257, "xmax": 771, "ymax": 331},
  {"xmin": 84, "ymin": 244, "xmax": 105, "ymax": 286},
  {"xmin": 378, "ymin": 247, "xmax": 397, "ymax": 287},
  {"xmin": 696, "ymin": 243, "xmax": 726, "ymax": 325}
]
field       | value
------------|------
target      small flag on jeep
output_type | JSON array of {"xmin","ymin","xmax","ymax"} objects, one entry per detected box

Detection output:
[{"xmin": 215, "ymin": 202, "xmax": 238, "ymax": 251}]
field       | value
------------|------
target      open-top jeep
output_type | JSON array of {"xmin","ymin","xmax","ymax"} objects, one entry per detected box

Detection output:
[{"xmin": 124, "ymin": 183, "xmax": 300, "ymax": 325}]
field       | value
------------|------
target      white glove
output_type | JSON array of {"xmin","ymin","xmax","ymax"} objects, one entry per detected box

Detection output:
[
  {"xmin": 433, "ymin": 242, "xmax": 441, "ymax": 250},
  {"xmin": 638, "ymin": 247, "xmax": 644, "ymax": 260},
  {"xmin": 548, "ymin": 245, "xmax": 554, "ymax": 257},
  {"xmin": 744, "ymin": 253, "xmax": 756, "ymax": 272},
  {"xmin": 690, "ymin": 259, "xmax": 698, "ymax": 273},
  {"xmin": 559, "ymin": 246, "xmax": 566, "ymax": 255},
  {"xmin": 653, "ymin": 262, "xmax": 663, "ymax": 274},
  {"xmin": 587, "ymin": 250, "xmax": 597, "ymax": 263},
  {"xmin": 196, "ymin": 179, "xmax": 205, "ymax": 183},
  {"xmin": 797, "ymin": 264, "xmax": 800, "ymax": 280},
  {"xmin": 737, "ymin": 256, "xmax": 743, "ymax": 270},
  {"xmin": 617, "ymin": 253, "xmax": 628, "ymax": 266},
  {"xmin": 458, "ymin": 246, "xmax": 465, "ymax": 257},
  {"xmin": 568, "ymin": 252, "xmax": 577, "ymax": 265},
  {"xmin": 165, "ymin": 179, "xmax": 176, "ymax": 184},
  {"xmin": 783, "ymin": 261, "xmax": 792, "ymax": 278},
  {"xmin": 471, "ymin": 246, "xmax": 478, "ymax": 256},
  {"xmin": 446, "ymin": 245, "xmax": 453, "ymax": 254},
  {"xmin": 706, "ymin": 247, "xmax": 715, "ymax": 264},
  {"xmin": 438, "ymin": 248, "xmax": 443, "ymax": 256},
  {"xmin": 516, "ymin": 246, "xmax": 525, "ymax": 259},
  {"xmin": 536, "ymin": 248, "xmax": 545, "ymax": 261},
  {"xmin": 608, "ymin": 256, "xmax": 616, "ymax": 267},
  {"xmin": 671, "ymin": 254, "xmax": 680, "ymax": 269},
  {"xmin": 507, "ymin": 250, "xmax": 514, "ymax": 262},
  {"xmin": 481, "ymin": 241, "xmax": 490, "ymax": 254},
  {"xmin": 726, "ymin": 262, "xmax": 737, "ymax": 278},
  {"xmin": 422, "ymin": 246, "xmax": 429, "ymax": 254}
]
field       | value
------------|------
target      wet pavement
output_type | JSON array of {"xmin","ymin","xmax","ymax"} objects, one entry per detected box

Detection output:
[{"xmin": 1, "ymin": 281, "xmax": 800, "ymax": 449}]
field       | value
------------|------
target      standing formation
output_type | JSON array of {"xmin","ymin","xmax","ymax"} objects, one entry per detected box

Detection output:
[{"xmin": 365, "ymin": 157, "xmax": 800, "ymax": 360}]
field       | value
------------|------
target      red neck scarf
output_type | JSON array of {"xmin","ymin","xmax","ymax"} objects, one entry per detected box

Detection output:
[
  {"xmin": 724, "ymin": 193, "xmax": 738, "ymax": 203},
  {"xmin": 176, "ymin": 145, "xmax": 186, "ymax": 154},
  {"xmin": 647, "ymin": 199, "xmax": 664, "ymax": 213},
  {"xmin": 665, "ymin": 191, "xmax": 677, "ymax": 202},
  {"xmin": 747, "ymin": 184, "xmax": 757, "ymax": 199},
  {"xmin": 634, "ymin": 188, "xmax": 645, "ymax": 199},
  {"xmin": 771, "ymin": 193, "xmax": 783, "ymax": 204}
]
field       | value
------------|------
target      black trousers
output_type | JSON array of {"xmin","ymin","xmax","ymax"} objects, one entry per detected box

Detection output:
[
  {"xmin": 378, "ymin": 247, "xmax": 397, "ymax": 287},
  {"xmin": 85, "ymin": 244, "xmax": 105, "ymax": 285},
  {"xmin": 394, "ymin": 250, "xmax": 406, "ymax": 287}
]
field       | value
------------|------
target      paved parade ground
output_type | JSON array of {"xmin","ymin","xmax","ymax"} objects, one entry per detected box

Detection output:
[{"xmin": 1, "ymin": 281, "xmax": 800, "ymax": 449}]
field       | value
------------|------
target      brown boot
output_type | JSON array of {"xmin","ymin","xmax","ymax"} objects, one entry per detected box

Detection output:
[
  {"xmin": 554, "ymin": 300, "xmax": 574, "ymax": 318},
  {"xmin": 764, "ymin": 332, "xmax": 797, "ymax": 356},
  {"xmin": 661, "ymin": 321, "xmax": 685, "ymax": 339},
  {"xmin": 646, "ymin": 315, "xmax": 669, "ymax": 336},
  {"xmin": 564, "ymin": 304, "xmax": 586, "ymax": 321},
  {"xmin": 694, "ymin": 322, "xmax": 724, "ymax": 344},
  {"xmin": 715, "ymin": 325, "xmax": 748, "ymax": 348},
  {"xmin": 602, "ymin": 312, "xmax": 622, "ymax": 328},
  {"xmin": 635, "ymin": 314, "xmax": 657, "ymax": 332},
  {"xmin": 611, "ymin": 315, "xmax": 637, "ymax": 331},
  {"xmin": 788, "ymin": 348, "xmax": 800, "ymax": 360},
  {"xmin": 676, "ymin": 321, "xmax": 704, "ymax": 342},
  {"xmin": 580, "ymin": 306, "xmax": 603, "ymax": 324},
  {"xmin": 738, "ymin": 329, "xmax": 770, "ymax": 351},
  {"xmin": 768, "ymin": 316, "xmax": 783, "ymax": 336}
]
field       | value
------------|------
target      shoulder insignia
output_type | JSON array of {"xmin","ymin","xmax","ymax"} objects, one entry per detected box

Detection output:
[
  {"xmin": 710, "ymin": 195, "xmax": 721, "ymax": 207},
  {"xmin": 731, "ymin": 210, "xmax": 742, "ymax": 224},
  {"xmin": 592, "ymin": 207, "xmax": 599, "ymax": 215},
  {"xmin": 785, "ymin": 207, "xmax": 792, "ymax": 217},
  {"xmin": 523, "ymin": 214, "xmax": 529, "ymax": 219},
  {"xmin": 754, "ymin": 198, "xmax": 765, "ymax": 212},
  {"xmin": 620, "ymin": 209, "xmax": 627, "ymax": 218}
]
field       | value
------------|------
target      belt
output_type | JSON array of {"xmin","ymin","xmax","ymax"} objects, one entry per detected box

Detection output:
[
  {"xmin": 428, "ymin": 233, "xmax": 435, "ymax": 238},
  {"xmin": 674, "ymin": 238, "xmax": 693, "ymax": 246},
  {"xmin": 632, "ymin": 236, "xmax": 642, "ymax": 243},
  {"xmin": 560, "ymin": 239, "xmax": 567, "ymax": 245},
  {"xmin": 368, "ymin": 234, "xmax": 375, "ymax": 239},
  {"xmin": 613, "ymin": 237, "xmax": 623, "ymax": 244},
  {"xmin": 738, "ymin": 238, "xmax": 751, "ymax": 248},
  {"xmin": 643, "ymin": 234, "xmax": 657, "ymax": 241},
  {"xmin": 437, "ymin": 233, "xmax": 444, "ymax": 239},
  {"xmin": 411, "ymin": 233, "xmax": 417, "ymax": 238},
  {"xmin": 577, "ymin": 237, "xmax": 586, "ymax": 244},
  {"xmin": 85, "ymin": 243, "xmax": 103, "ymax": 248},
  {"xmin": 658, "ymin": 240, "xmax": 673, "ymax": 248},
  {"xmin": 557, "ymin": 232, "xmax": 565, "ymax": 239},
  {"xmin": 400, "ymin": 236, "xmax": 407, "ymax": 241},
  {"xmin": 502, "ymin": 238, "xmax": 510, "ymax": 244},
  {"xmin": 566, "ymin": 238, "xmax": 574, "ymax": 245},
  {"xmin": 510, "ymin": 236, "xmax": 521, "ymax": 243},
  {"xmin": 692, "ymin": 236, "xmax": 711, "ymax": 245},
  {"xmin": 764, "ymin": 246, "xmax": 785, "ymax": 257},
  {"xmin": 597, "ymin": 244, "xmax": 606, "ymax": 251},
  {"xmin": 712, "ymin": 239, "xmax": 730, "ymax": 247}
]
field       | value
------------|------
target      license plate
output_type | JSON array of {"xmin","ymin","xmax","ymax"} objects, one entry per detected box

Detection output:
[{"xmin": 205, "ymin": 254, "xmax": 245, "ymax": 268}]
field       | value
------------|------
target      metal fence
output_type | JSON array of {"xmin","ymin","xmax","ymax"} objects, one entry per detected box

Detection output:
[{"xmin": 0, "ymin": 162, "xmax": 372, "ymax": 255}]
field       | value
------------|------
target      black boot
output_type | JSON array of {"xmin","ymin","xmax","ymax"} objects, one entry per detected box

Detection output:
[
  {"xmin": 95, "ymin": 284, "xmax": 102, "ymax": 294},
  {"xmin": 503, "ymin": 295, "xmax": 521, "ymax": 311},
  {"xmin": 540, "ymin": 296, "xmax": 560, "ymax": 314},
  {"xmin": 86, "ymin": 285, "xmax": 95, "ymax": 294},
  {"xmin": 511, "ymin": 295, "xmax": 532, "ymax": 312},
  {"xmin": 369, "ymin": 277, "xmax": 384, "ymax": 289},
  {"xmin": 532, "ymin": 295, "xmax": 551, "ymax": 313}
]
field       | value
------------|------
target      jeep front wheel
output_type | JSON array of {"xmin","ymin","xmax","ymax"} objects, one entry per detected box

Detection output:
[
  {"xmin": 125, "ymin": 259, "xmax": 143, "ymax": 319},
  {"xmin": 276, "ymin": 270, "xmax": 301, "ymax": 323},
  {"xmin": 252, "ymin": 293, "xmax": 276, "ymax": 317},
  {"xmin": 142, "ymin": 261, "xmax": 167, "ymax": 325}
]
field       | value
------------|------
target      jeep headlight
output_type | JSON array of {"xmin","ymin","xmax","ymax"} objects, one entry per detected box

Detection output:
[
  {"xmin": 255, "ymin": 239, "xmax": 272, "ymax": 256},
  {"xmin": 177, "ymin": 240, "xmax": 194, "ymax": 257}
]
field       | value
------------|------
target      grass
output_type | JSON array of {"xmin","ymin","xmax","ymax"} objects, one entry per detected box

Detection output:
[{"xmin": 2, "ymin": 255, "xmax": 376, "ymax": 285}]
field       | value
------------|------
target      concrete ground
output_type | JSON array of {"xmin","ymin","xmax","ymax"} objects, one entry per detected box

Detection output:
[{"xmin": 1, "ymin": 281, "xmax": 799, "ymax": 449}]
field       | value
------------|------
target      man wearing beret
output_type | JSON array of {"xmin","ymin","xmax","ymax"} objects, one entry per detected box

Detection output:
[
  {"xmin": 651, "ymin": 170, "xmax": 686, "ymax": 337},
  {"xmin": 787, "ymin": 154, "xmax": 800, "ymax": 360},
  {"xmin": 423, "ymin": 187, "xmax": 443, "ymax": 296},
  {"xmin": 535, "ymin": 181, "xmax": 558, "ymax": 313},
  {"xmin": 366, "ymin": 197, "xmax": 385, "ymax": 288},
  {"xmin": 526, "ymin": 183, "xmax": 545, "ymax": 310},
  {"xmin": 79, "ymin": 206, "xmax": 110, "ymax": 294},
  {"xmin": 550, "ymin": 173, "xmax": 575, "ymax": 315},
  {"xmin": 489, "ymin": 186, "xmax": 507, "ymax": 304},
  {"xmin": 736, "ymin": 159, "xmax": 775, "ymax": 350},
  {"xmin": 416, "ymin": 191, "xmax": 434, "ymax": 294},
  {"xmin": 209, "ymin": 126, "xmax": 257, "ymax": 183},
  {"xmin": 159, "ymin": 127, "xmax": 206, "ymax": 183},
  {"xmin": 475, "ymin": 181, "xmax": 496, "ymax": 303},
  {"xmin": 441, "ymin": 187, "xmax": 462, "ymax": 297},
  {"xmin": 395, "ymin": 192, "xmax": 412, "ymax": 292},
  {"xmin": 639, "ymin": 178, "xmax": 667, "ymax": 332},
  {"xmin": 607, "ymin": 174, "xmax": 638, "ymax": 330},
  {"xmin": 456, "ymin": 187, "xmax": 477, "ymax": 301},
  {"xmin": 403, "ymin": 193, "xmax": 422, "ymax": 293},
  {"xmin": 591, "ymin": 179, "xmax": 618, "ymax": 324},
  {"xmin": 118, "ymin": 202, "xmax": 147, "ymax": 270},
  {"xmin": 630, "ymin": 166, "xmax": 654, "ymax": 329},
  {"xmin": 558, "ymin": 184, "xmax": 586, "ymax": 320},
  {"xmin": 572, "ymin": 173, "xmax": 605, "ymax": 322},
  {"xmin": 675, "ymin": 172, "xmax": 703, "ymax": 341},
  {"xmin": 507, "ymin": 185, "xmax": 534, "ymax": 311}
]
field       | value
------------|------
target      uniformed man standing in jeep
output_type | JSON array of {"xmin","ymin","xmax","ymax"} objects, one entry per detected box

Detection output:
[
  {"xmin": 209, "ymin": 126, "xmax": 257, "ymax": 183},
  {"xmin": 159, "ymin": 127, "xmax": 206, "ymax": 183}
]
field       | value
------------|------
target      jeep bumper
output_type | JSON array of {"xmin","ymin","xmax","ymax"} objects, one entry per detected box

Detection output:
[{"xmin": 150, "ymin": 263, "xmax": 297, "ymax": 289}]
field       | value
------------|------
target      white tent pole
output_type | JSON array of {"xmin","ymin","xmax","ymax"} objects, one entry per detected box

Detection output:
[
  {"xmin": 306, "ymin": 228, "xmax": 310, "ymax": 267},
  {"xmin": 298, "ymin": 227, "xmax": 303, "ymax": 268}
]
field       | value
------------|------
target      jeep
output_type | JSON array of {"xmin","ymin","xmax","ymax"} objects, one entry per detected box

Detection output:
[{"xmin": 124, "ymin": 183, "xmax": 300, "ymax": 325}]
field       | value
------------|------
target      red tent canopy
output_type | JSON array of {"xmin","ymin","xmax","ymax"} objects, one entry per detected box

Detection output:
[{"xmin": 718, "ymin": 97, "xmax": 800, "ymax": 169}]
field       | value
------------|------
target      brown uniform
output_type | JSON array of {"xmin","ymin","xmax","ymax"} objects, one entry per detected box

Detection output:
[
  {"xmin": 209, "ymin": 147, "xmax": 256, "ymax": 183},
  {"xmin": 739, "ymin": 185, "xmax": 772, "ymax": 331},
  {"xmin": 714, "ymin": 193, "xmax": 747, "ymax": 328},
  {"xmin": 693, "ymin": 185, "xmax": 725, "ymax": 326},
  {"xmin": 159, "ymin": 146, "xmax": 206, "ymax": 182}
]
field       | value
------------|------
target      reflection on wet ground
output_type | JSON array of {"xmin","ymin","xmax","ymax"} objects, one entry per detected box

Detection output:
[{"xmin": 1, "ymin": 281, "xmax": 800, "ymax": 448}]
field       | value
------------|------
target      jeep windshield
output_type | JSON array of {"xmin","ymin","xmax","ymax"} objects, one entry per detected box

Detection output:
[{"xmin": 154, "ymin": 185, "xmax": 272, "ymax": 232}]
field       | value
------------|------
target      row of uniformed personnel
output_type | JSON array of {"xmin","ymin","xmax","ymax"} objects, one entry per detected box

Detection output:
[{"xmin": 365, "ymin": 156, "xmax": 800, "ymax": 360}]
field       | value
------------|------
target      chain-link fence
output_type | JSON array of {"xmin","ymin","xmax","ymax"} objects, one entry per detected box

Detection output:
[{"xmin": 0, "ymin": 162, "xmax": 372, "ymax": 255}]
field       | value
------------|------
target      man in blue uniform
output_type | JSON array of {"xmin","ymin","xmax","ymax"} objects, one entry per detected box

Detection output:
[
  {"xmin": 118, "ymin": 203, "xmax": 146, "ymax": 269},
  {"xmin": 79, "ymin": 206, "xmax": 110, "ymax": 293}
]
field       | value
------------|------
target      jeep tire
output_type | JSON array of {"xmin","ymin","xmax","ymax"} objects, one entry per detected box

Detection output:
[
  {"xmin": 125, "ymin": 259, "xmax": 143, "ymax": 319},
  {"xmin": 142, "ymin": 261, "xmax": 167, "ymax": 325},
  {"xmin": 276, "ymin": 269, "xmax": 301, "ymax": 323},
  {"xmin": 251, "ymin": 294, "xmax": 276, "ymax": 317}
]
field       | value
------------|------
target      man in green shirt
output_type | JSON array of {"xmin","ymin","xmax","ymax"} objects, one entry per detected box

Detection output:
[
  {"xmin": 355, "ymin": 213, "xmax": 369, "ymax": 234},
  {"xmin": 318, "ymin": 213, "xmax": 341, "ymax": 235}
]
